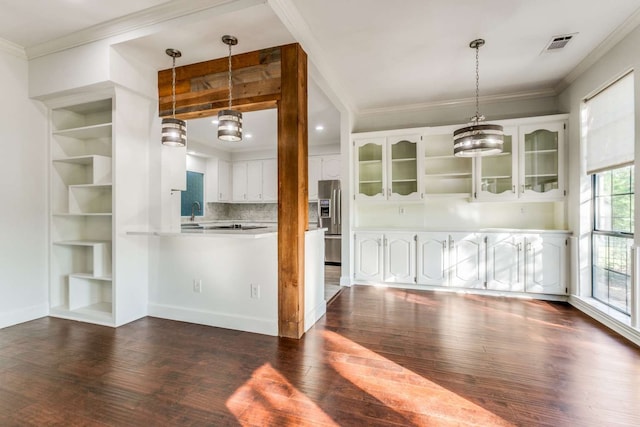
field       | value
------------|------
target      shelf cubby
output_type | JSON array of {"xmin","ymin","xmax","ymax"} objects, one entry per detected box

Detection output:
[{"xmin": 50, "ymin": 97, "xmax": 114, "ymax": 325}]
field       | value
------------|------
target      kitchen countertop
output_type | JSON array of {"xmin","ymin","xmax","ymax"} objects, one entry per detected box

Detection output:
[{"xmin": 128, "ymin": 224, "xmax": 325, "ymax": 239}]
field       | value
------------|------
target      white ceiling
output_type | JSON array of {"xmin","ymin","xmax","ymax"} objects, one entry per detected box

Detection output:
[{"xmin": 2, "ymin": 0, "xmax": 640, "ymax": 151}]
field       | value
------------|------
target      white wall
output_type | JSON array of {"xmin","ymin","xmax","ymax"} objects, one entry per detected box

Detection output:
[
  {"xmin": 0, "ymin": 46, "xmax": 48, "ymax": 328},
  {"xmin": 559, "ymin": 24, "xmax": 640, "ymax": 333},
  {"xmin": 354, "ymin": 95, "xmax": 559, "ymax": 133}
]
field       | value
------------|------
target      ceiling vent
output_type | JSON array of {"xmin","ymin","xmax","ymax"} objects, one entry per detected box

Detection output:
[{"xmin": 543, "ymin": 33, "xmax": 577, "ymax": 52}]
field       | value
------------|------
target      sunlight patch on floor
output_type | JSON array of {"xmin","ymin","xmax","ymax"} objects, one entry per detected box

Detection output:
[
  {"xmin": 323, "ymin": 330, "xmax": 515, "ymax": 426},
  {"xmin": 226, "ymin": 363, "xmax": 338, "ymax": 426}
]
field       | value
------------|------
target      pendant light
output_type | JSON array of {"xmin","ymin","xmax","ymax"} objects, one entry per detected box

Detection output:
[
  {"xmin": 161, "ymin": 48, "xmax": 187, "ymax": 147},
  {"xmin": 218, "ymin": 35, "xmax": 243, "ymax": 142},
  {"xmin": 453, "ymin": 39, "xmax": 503, "ymax": 157}
]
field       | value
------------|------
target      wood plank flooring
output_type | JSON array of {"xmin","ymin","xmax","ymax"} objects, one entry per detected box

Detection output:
[{"xmin": 1, "ymin": 286, "xmax": 639, "ymax": 426}]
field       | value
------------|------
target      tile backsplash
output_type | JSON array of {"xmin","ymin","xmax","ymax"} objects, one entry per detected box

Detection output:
[{"xmin": 205, "ymin": 202, "xmax": 318, "ymax": 224}]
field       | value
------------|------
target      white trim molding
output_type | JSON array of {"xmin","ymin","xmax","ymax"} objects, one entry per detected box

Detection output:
[
  {"xmin": 570, "ymin": 296, "xmax": 640, "ymax": 347},
  {"xmin": 0, "ymin": 304, "xmax": 49, "ymax": 329},
  {"xmin": 0, "ymin": 37, "xmax": 27, "ymax": 59}
]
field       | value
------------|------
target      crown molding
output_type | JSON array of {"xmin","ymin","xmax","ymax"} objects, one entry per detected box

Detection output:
[
  {"xmin": 25, "ymin": 0, "xmax": 263, "ymax": 59},
  {"xmin": 0, "ymin": 37, "xmax": 26, "ymax": 59},
  {"xmin": 358, "ymin": 88, "xmax": 558, "ymax": 116},
  {"xmin": 556, "ymin": 7, "xmax": 640, "ymax": 94},
  {"xmin": 268, "ymin": 0, "xmax": 357, "ymax": 116}
]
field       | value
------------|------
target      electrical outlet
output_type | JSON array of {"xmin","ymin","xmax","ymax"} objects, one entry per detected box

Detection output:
[
  {"xmin": 193, "ymin": 279, "xmax": 202, "ymax": 293},
  {"xmin": 250, "ymin": 283, "xmax": 260, "ymax": 299},
  {"xmin": 399, "ymin": 207, "xmax": 405, "ymax": 215}
]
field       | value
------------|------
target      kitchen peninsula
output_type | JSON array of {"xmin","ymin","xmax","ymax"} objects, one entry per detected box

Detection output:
[{"xmin": 131, "ymin": 226, "xmax": 326, "ymax": 336}]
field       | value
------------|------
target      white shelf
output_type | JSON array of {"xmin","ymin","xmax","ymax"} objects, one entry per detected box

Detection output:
[
  {"xmin": 50, "ymin": 303, "xmax": 113, "ymax": 323},
  {"xmin": 524, "ymin": 149, "xmax": 557, "ymax": 154},
  {"xmin": 425, "ymin": 155, "xmax": 456, "ymax": 160},
  {"xmin": 69, "ymin": 273, "xmax": 112, "ymax": 281},
  {"xmin": 69, "ymin": 183, "xmax": 112, "ymax": 188},
  {"xmin": 425, "ymin": 172, "xmax": 472, "ymax": 178},
  {"xmin": 52, "ymin": 154, "xmax": 111, "ymax": 164},
  {"xmin": 391, "ymin": 158, "xmax": 417, "ymax": 162},
  {"xmin": 53, "ymin": 123, "xmax": 112, "ymax": 139},
  {"xmin": 483, "ymin": 175, "xmax": 511, "ymax": 180},
  {"xmin": 359, "ymin": 159, "xmax": 383, "ymax": 164},
  {"xmin": 53, "ymin": 240, "xmax": 111, "ymax": 246},
  {"xmin": 360, "ymin": 180, "xmax": 383, "ymax": 184},
  {"xmin": 525, "ymin": 174, "xmax": 558, "ymax": 178},
  {"xmin": 392, "ymin": 179, "xmax": 417, "ymax": 183}
]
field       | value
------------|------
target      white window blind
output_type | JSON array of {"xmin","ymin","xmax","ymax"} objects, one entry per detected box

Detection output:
[{"xmin": 584, "ymin": 72, "xmax": 635, "ymax": 175}]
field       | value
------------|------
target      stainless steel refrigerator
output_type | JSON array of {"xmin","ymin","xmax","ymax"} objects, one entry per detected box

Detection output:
[{"xmin": 317, "ymin": 180, "xmax": 341, "ymax": 265}]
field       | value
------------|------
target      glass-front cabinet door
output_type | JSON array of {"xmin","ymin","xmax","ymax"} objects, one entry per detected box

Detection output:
[
  {"xmin": 475, "ymin": 126, "xmax": 518, "ymax": 201},
  {"xmin": 519, "ymin": 122, "xmax": 565, "ymax": 200},
  {"xmin": 387, "ymin": 135, "xmax": 420, "ymax": 200},
  {"xmin": 355, "ymin": 138, "xmax": 386, "ymax": 200}
]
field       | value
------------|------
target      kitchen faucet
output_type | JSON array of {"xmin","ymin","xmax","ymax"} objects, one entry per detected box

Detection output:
[{"xmin": 190, "ymin": 201, "xmax": 201, "ymax": 222}]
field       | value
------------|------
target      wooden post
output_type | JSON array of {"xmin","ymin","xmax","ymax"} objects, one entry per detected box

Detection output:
[
  {"xmin": 277, "ymin": 44, "xmax": 308, "ymax": 338},
  {"xmin": 158, "ymin": 43, "xmax": 309, "ymax": 339}
]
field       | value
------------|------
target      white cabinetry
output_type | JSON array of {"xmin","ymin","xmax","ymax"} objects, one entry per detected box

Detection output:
[
  {"xmin": 475, "ymin": 119, "xmax": 566, "ymax": 201},
  {"xmin": 486, "ymin": 233, "xmax": 524, "ymax": 292},
  {"xmin": 416, "ymin": 233, "xmax": 449, "ymax": 286},
  {"xmin": 355, "ymin": 135, "xmax": 421, "ymax": 201},
  {"xmin": 233, "ymin": 159, "xmax": 277, "ymax": 202},
  {"xmin": 487, "ymin": 233, "xmax": 566, "ymax": 294},
  {"xmin": 448, "ymin": 233, "xmax": 485, "ymax": 289},
  {"xmin": 524, "ymin": 234, "xmax": 566, "ymax": 294},
  {"xmin": 309, "ymin": 154, "xmax": 341, "ymax": 200},
  {"xmin": 206, "ymin": 158, "xmax": 231, "ymax": 202},
  {"xmin": 354, "ymin": 233, "xmax": 384, "ymax": 281},
  {"xmin": 49, "ymin": 88, "xmax": 150, "ymax": 327},
  {"xmin": 262, "ymin": 158, "xmax": 278, "ymax": 201},
  {"xmin": 383, "ymin": 233, "xmax": 416, "ymax": 283},
  {"xmin": 356, "ymin": 230, "xmax": 568, "ymax": 296}
]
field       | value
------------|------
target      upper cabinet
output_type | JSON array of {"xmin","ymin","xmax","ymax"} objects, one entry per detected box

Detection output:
[
  {"xmin": 519, "ymin": 122, "xmax": 564, "ymax": 200},
  {"xmin": 309, "ymin": 154, "xmax": 342, "ymax": 200},
  {"xmin": 475, "ymin": 119, "xmax": 566, "ymax": 202},
  {"xmin": 232, "ymin": 159, "xmax": 277, "ymax": 202},
  {"xmin": 355, "ymin": 135, "xmax": 421, "ymax": 201},
  {"xmin": 205, "ymin": 158, "xmax": 231, "ymax": 202}
]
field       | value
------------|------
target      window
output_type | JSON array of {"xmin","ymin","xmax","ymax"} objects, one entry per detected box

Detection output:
[
  {"xmin": 181, "ymin": 171, "xmax": 204, "ymax": 218},
  {"xmin": 585, "ymin": 72, "xmax": 635, "ymax": 315},
  {"xmin": 592, "ymin": 166, "xmax": 634, "ymax": 315}
]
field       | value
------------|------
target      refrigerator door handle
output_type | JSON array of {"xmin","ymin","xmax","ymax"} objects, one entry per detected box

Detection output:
[
  {"xmin": 332, "ymin": 189, "xmax": 337, "ymax": 225},
  {"xmin": 337, "ymin": 189, "xmax": 341, "ymax": 225}
]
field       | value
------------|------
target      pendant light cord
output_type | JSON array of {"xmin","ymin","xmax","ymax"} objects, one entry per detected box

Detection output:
[
  {"xmin": 474, "ymin": 44, "xmax": 480, "ymax": 124},
  {"xmin": 227, "ymin": 43, "xmax": 233, "ymax": 109},
  {"xmin": 171, "ymin": 56, "xmax": 177, "ymax": 119}
]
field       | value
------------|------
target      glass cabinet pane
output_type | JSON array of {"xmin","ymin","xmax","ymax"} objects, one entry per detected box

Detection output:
[
  {"xmin": 523, "ymin": 129, "xmax": 558, "ymax": 194},
  {"xmin": 358, "ymin": 142, "xmax": 384, "ymax": 197},
  {"xmin": 480, "ymin": 135, "xmax": 513, "ymax": 195},
  {"xmin": 390, "ymin": 139, "xmax": 417, "ymax": 196}
]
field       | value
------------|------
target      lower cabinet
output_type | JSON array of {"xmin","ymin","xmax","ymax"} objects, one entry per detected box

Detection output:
[
  {"xmin": 355, "ymin": 230, "xmax": 568, "ymax": 295},
  {"xmin": 354, "ymin": 233, "xmax": 384, "ymax": 281}
]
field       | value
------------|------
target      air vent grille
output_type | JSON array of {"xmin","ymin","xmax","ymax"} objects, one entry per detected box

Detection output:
[{"xmin": 544, "ymin": 34, "xmax": 576, "ymax": 51}]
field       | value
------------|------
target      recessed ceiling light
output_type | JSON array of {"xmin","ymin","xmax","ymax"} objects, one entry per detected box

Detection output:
[
  {"xmin": 187, "ymin": 150, "xmax": 197, "ymax": 155},
  {"xmin": 246, "ymin": 133, "xmax": 253, "ymax": 139},
  {"xmin": 211, "ymin": 119, "xmax": 219, "ymax": 125},
  {"xmin": 315, "ymin": 125, "xmax": 324, "ymax": 131}
]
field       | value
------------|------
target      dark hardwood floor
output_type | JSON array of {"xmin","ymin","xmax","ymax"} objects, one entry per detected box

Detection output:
[{"xmin": 1, "ymin": 286, "xmax": 639, "ymax": 426}]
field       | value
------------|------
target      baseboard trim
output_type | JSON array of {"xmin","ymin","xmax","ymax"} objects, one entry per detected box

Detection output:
[
  {"xmin": 0, "ymin": 303, "xmax": 49, "ymax": 329},
  {"xmin": 339, "ymin": 276, "xmax": 352, "ymax": 287},
  {"xmin": 305, "ymin": 300, "xmax": 327, "ymax": 332},
  {"xmin": 569, "ymin": 296, "xmax": 640, "ymax": 347},
  {"xmin": 148, "ymin": 303, "xmax": 278, "ymax": 336}
]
